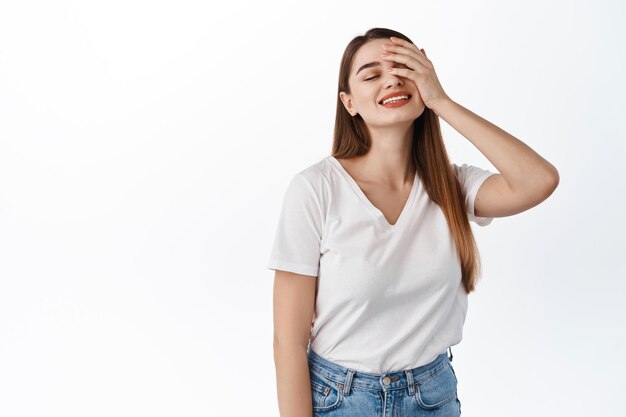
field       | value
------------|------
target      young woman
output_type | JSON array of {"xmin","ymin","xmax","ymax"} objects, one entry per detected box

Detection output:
[{"xmin": 268, "ymin": 28, "xmax": 559, "ymax": 417}]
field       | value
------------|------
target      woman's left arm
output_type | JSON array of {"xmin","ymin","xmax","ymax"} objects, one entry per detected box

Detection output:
[
  {"xmin": 432, "ymin": 98, "xmax": 560, "ymax": 218},
  {"xmin": 382, "ymin": 37, "xmax": 560, "ymax": 219}
]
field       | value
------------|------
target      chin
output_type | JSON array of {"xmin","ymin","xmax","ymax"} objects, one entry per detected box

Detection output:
[{"xmin": 392, "ymin": 106, "xmax": 424, "ymax": 121}]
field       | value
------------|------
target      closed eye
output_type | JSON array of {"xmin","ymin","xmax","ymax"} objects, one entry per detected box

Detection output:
[{"xmin": 364, "ymin": 64, "xmax": 410, "ymax": 81}]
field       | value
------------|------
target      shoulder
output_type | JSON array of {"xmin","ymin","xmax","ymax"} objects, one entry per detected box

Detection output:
[
  {"xmin": 290, "ymin": 156, "xmax": 334, "ymax": 193},
  {"xmin": 296, "ymin": 156, "xmax": 333, "ymax": 181},
  {"xmin": 451, "ymin": 162, "xmax": 496, "ymax": 185},
  {"xmin": 281, "ymin": 156, "xmax": 334, "ymax": 206}
]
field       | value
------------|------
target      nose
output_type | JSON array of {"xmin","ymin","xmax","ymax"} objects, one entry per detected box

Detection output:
[{"xmin": 384, "ymin": 72, "xmax": 403, "ymax": 88}]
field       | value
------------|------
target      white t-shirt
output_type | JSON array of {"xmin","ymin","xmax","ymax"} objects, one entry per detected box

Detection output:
[{"xmin": 267, "ymin": 155, "xmax": 497, "ymax": 374}]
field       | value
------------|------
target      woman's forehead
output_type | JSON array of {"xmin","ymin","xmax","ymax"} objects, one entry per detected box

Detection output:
[{"xmin": 355, "ymin": 40, "xmax": 387, "ymax": 59}]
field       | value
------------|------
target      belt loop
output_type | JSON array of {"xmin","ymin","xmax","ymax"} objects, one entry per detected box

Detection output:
[
  {"xmin": 405, "ymin": 369, "xmax": 415, "ymax": 395},
  {"xmin": 448, "ymin": 346, "xmax": 453, "ymax": 362},
  {"xmin": 342, "ymin": 369, "xmax": 355, "ymax": 395}
]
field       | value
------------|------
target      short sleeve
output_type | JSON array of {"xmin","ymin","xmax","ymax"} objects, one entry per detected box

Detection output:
[
  {"xmin": 266, "ymin": 173, "xmax": 323, "ymax": 277},
  {"xmin": 452, "ymin": 163, "xmax": 498, "ymax": 227}
]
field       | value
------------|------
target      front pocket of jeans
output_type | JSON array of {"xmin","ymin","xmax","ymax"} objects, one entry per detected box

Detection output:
[
  {"xmin": 309, "ymin": 368, "xmax": 343, "ymax": 411},
  {"xmin": 413, "ymin": 362, "xmax": 458, "ymax": 410}
]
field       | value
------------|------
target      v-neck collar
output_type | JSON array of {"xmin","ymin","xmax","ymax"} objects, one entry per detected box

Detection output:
[{"xmin": 329, "ymin": 156, "xmax": 418, "ymax": 230}]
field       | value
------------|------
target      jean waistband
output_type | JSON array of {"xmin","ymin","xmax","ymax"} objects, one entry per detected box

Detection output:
[{"xmin": 306, "ymin": 346, "xmax": 452, "ymax": 394}]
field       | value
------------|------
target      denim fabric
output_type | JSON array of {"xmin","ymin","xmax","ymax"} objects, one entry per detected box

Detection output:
[{"xmin": 307, "ymin": 346, "xmax": 461, "ymax": 416}]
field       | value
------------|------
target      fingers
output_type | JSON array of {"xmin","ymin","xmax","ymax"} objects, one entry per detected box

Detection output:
[
  {"xmin": 385, "ymin": 67, "xmax": 416, "ymax": 79},
  {"xmin": 381, "ymin": 52, "xmax": 426, "ymax": 76},
  {"xmin": 383, "ymin": 39, "xmax": 430, "ymax": 68},
  {"xmin": 389, "ymin": 36, "xmax": 420, "ymax": 53},
  {"xmin": 390, "ymin": 37, "xmax": 428, "ymax": 59},
  {"xmin": 380, "ymin": 53, "xmax": 419, "ymax": 76}
]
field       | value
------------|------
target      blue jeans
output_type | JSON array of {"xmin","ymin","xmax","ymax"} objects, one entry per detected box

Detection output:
[{"xmin": 307, "ymin": 346, "xmax": 461, "ymax": 416}]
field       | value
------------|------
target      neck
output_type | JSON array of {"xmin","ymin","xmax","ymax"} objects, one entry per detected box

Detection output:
[{"xmin": 357, "ymin": 121, "xmax": 416, "ymax": 188}]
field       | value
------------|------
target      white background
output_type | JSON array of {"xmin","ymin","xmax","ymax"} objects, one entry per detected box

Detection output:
[{"xmin": 1, "ymin": 0, "xmax": 624, "ymax": 416}]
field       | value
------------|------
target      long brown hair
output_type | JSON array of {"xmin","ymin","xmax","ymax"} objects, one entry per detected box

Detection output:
[{"xmin": 332, "ymin": 27, "xmax": 483, "ymax": 294}]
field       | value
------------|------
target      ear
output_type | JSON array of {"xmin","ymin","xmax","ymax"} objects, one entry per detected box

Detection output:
[{"xmin": 339, "ymin": 91, "xmax": 357, "ymax": 116}]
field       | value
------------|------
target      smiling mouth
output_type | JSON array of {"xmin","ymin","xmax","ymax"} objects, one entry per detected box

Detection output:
[{"xmin": 378, "ymin": 94, "xmax": 412, "ymax": 105}]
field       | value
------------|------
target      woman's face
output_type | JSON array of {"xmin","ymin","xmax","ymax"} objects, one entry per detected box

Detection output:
[{"xmin": 340, "ymin": 38, "xmax": 425, "ymax": 127}]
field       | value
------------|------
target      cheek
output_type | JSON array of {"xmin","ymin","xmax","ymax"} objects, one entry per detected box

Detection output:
[{"xmin": 356, "ymin": 92, "xmax": 380, "ymax": 107}]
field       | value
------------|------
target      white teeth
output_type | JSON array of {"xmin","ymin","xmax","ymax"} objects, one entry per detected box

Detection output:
[{"xmin": 382, "ymin": 95, "xmax": 409, "ymax": 105}]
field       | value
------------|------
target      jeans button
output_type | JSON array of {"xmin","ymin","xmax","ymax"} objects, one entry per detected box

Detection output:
[{"xmin": 382, "ymin": 376, "xmax": 391, "ymax": 385}]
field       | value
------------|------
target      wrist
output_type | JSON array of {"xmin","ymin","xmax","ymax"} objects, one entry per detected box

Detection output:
[{"xmin": 428, "ymin": 95, "xmax": 454, "ymax": 116}]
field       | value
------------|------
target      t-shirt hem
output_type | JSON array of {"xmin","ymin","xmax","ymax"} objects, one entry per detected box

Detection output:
[
  {"xmin": 469, "ymin": 172, "xmax": 498, "ymax": 227},
  {"xmin": 267, "ymin": 259, "xmax": 318, "ymax": 277}
]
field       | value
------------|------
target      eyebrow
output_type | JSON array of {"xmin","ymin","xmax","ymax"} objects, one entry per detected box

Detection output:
[
  {"xmin": 355, "ymin": 61, "xmax": 381, "ymax": 76},
  {"xmin": 355, "ymin": 61, "xmax": 408, "ymax": 76}
]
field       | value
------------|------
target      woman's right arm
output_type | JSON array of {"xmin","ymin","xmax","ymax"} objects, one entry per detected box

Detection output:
[{"xmin": 272, "ymin": 269, "xmax": 317, "ymax": 417}]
